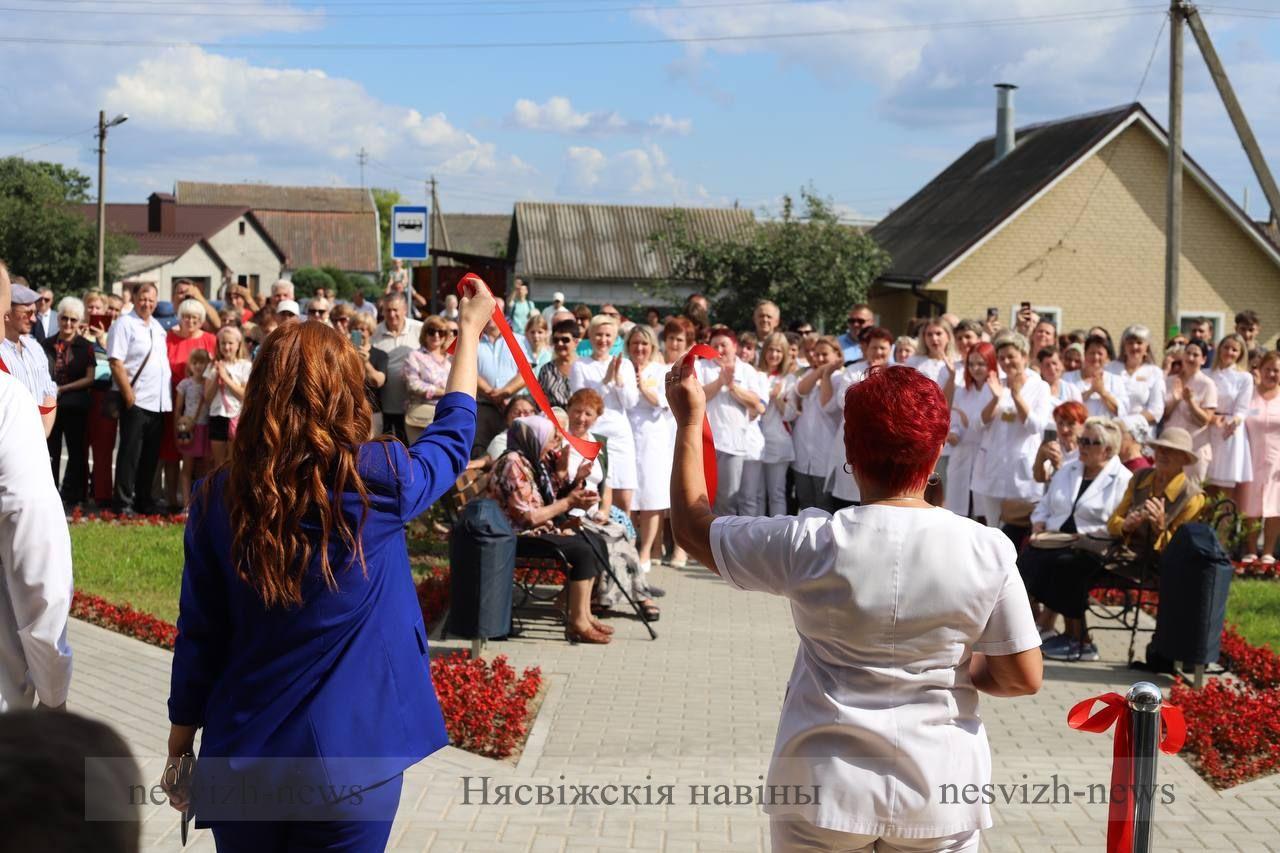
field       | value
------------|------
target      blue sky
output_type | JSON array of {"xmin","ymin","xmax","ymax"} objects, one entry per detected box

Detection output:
[{"xmin": 4, "ymin": 1, "xmax": 1280, "ymax": 222}]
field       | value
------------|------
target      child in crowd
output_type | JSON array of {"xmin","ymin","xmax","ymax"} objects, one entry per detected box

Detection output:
[{"xmin": 174, "ymin": 349, "xmax": 212, "ymax": 509}]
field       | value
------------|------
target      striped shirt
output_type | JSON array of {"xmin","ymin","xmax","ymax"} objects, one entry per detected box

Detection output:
[{"xmin": 0, "ymin": 335, "xmax": 57, "ymax": 405}]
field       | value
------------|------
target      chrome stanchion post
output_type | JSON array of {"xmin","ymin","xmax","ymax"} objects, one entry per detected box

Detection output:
[{"xmin": 1127, "ymin": 681, "xmax": 1162, "ymax": 853}]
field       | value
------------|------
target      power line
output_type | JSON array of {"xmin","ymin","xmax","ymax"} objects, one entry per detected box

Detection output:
[
  {"xmin": 0, "ymin": 124, "xmax": 98, "ymax": 160},
  {"xmin": 0, "ymin": 0, "xmax": 855, "ymax": 19},
  {"xmin": 0, "ymin": 7, "xmax": 1166, "ymax": 50}
]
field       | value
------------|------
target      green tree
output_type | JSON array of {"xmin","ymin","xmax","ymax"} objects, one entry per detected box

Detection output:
[
  {"xmin": 0, "ymin": 157, "xmax": 134, "ymax": 293},
  {"xmin": 648, "ymin": 187, "xmax": 890, "ymax": 332},
  {"xmin": 290, "ymin": 265, "xmax": 371, "ymax": 301},
  {"xmin": 372, "ymin": 187, "xmax": 401, "ymax": 271}
]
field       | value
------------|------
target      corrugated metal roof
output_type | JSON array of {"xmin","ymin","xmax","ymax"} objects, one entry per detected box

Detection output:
[
  {"xmin": 175, "ymin": 181, "xmax": 374, "ymax": 213},
  {"xmin": 254, "ymin": 210, "xmax": 379, "ymax": 274},
  {"xmin": 514, "ymin": 202, "xmax": 754, "ymax": 281}
]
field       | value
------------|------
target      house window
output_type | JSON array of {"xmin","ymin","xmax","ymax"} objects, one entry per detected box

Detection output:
[
  {"xmin": 1178, "ymin": 312, "xmax": 1225, "ymax": 345},
  {"xmin": 1010, "ymin": 304, "xmax": 1062, "ymax": 330},
  {"xmin": 238, "ymin": 221, "xmax": 246, "ymax": 236}
]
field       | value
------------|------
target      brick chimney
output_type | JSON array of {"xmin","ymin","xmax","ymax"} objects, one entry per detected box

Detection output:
[{"xmin": 148, "ymin": 192, "xmax": 176, "ymax": 234}]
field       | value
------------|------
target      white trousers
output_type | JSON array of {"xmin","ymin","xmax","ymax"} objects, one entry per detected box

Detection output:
[{"xmin": 770, "ymin": 817, "xmax": 979, "ymax": 853}]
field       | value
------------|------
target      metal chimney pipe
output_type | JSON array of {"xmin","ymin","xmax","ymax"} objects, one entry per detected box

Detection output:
[{"xmin": 995, "ymin": 83, "xmax": 1018, "ymax": 162}]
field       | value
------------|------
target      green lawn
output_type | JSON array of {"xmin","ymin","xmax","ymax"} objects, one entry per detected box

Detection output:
[
  {"xmin": 1227, "ymin": 579, "xmax": 1280, "ymax": 650},
  {"xmin": 71, "ymin": 519, "xmax": 448, "ymax": 626},
  {"xmin": 71, "ymin": 522, "xmax": 185, "ymax": 623}
]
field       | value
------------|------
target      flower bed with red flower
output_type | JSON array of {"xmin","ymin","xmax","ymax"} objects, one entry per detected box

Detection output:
[
  {"xmin": 71, "ymin": 590, "xmax": 178, "ymax": 650},
  {"xmin": 430, "ymin": 652, "xmax": 543, "ymax": 760},
  {"xmin": 1166, "ymin": 627, "xmax": 1280, "ymax": 789}
]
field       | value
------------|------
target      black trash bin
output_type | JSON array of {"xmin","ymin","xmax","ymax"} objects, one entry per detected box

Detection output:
[
  {"xmin": 1151, "ymin": 522, "xmax": 1234, "ymax": 666},
  {"xmin": 446, "ymin": 498, "xmax": 516, "ymax": 640}
]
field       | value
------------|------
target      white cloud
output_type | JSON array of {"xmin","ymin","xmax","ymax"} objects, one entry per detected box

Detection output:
[
  {"xmin": 558, "ymin": 143, "xmax": 708, "ymax": 204},
  {"xmin": 509, "ymin": 96, "xmax": 692, "ymax": 136}
]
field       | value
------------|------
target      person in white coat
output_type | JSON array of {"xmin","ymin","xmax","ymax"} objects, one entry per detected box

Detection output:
[
  {"xmin": 753, "ymin": 332, "xmax": 799, "ymax": 516},
  {"xmin": 822, "ymin": 328, "xmax": 893, "ymax": 508},
  {"xmin": 697, "ymin": 327, "xmax": 764, "ymax": 515},
  {"xmin": 624, "ymin": 323, "xmax": 675, "ymax": 571},
  {"xmin": 1106, "ymin": 324, "xmax": 1165, "ymax": 444},
  {"xmin": 0, "ymin": 369, "xmax": 74, "ymax": 712},
  {"xmin": 1206, "ymin": 333, "xmax": 1255, "ymax": 499},
  {"xmin": 666, "ymin": 361, "xmax": 1043, "ymax": 853},
  {"xmin": 1062, "ymin": 335, "xmax": 1128, "ymax": 419},
  {"xmin": 1019, "ymin": 419, "xmax": 1133, "ymax": 662},
  {"xmin": 790, "ymin": 337, "xmax": 843, "ymax": 512},
  {"xmin": 569, "ymin": 315, "xmax": 639, "ymax": 512},
  {"xmin": 946, "ymin": 342, "xmax": 997, "ymax": 521},
  {"xmin": 972, "ymin": 333, "xmax": 1054, "ymax": 528}
]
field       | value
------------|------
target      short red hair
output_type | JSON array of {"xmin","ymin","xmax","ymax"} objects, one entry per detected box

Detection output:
[
  {"xmin": 844, "ymin": 366, "xmax": 949, "ymax": 495},
  {"xmin": 708, "ymin": 325, "xmax": 737, "ymax": 347},
  {"xmin": 1053, "ymin": 400, "xmax": 1088, "ymax": 426}
]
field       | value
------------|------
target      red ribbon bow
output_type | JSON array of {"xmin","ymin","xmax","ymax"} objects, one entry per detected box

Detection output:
[
  {"xmin": 1066, "ymin": 692, "xmax": 1186, "ymax": 853},
  {"xmin": 446, "ymin": 273, "xmax": 600, "ymax": 461},
  {"xmin": 680, "ymin": 344, "xmax": 721, "ymax": 499}
]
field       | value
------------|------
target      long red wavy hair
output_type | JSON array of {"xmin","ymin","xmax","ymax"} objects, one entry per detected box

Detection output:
[{"xmin": 222, "ymin": 321, "xmax": 380, "ymax": 608}]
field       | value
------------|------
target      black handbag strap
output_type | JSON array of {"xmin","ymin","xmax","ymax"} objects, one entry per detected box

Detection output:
[{"xmin": 126, "ymin": 324, "xmax": 157, "ymax": 388}]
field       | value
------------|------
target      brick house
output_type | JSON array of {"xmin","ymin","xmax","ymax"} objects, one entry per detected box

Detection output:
[
  {"xmin": 868, "ymin": 102, "xmax": 1280, "ymax": 344},
  {"xmin": 81, "ymin": 192, "xmax": 286, "ymax": 302},
  {"xmin": 175, "ymin": 181, "xmax": 382, "ymax": 287}
]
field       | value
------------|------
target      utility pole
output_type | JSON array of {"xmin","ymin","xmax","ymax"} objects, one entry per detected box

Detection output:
[
  {"xmin": 95, "ymin": 110, "xmax": 128, "ymax": 294},
  {"xmin": 1185, "ymin": 6, "xmax": 1280, "ymax": 227},
  {"xmin": 357, "ymin": 147, "xmax": 368, "ymax": 190},
  {"xmin": 1165, "ymin": 1, "xmax": 1186, "ymax": 341}
]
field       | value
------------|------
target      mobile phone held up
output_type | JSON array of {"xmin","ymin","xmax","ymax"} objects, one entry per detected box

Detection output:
[
  {"xmin": 1043, "ymin": 427, "xmax": 1058, "ymax": 443},
  {"xmin": 986, "ymin": 307, "xmax": 999, "ymax": 321},
  {"xmin": 350, "ymin": 330, "xmax": 364, "ymax": 347}
]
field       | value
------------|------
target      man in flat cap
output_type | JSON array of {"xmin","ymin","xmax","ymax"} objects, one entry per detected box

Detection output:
[{"xmin": 0, "ymin": 272, "xmax": 57, "ymax": 437}]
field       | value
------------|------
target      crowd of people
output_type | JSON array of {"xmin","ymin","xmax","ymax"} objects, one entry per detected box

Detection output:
[{"xmin": 6, "ymin": 261, "xmax": 1279, "ymax": 652}]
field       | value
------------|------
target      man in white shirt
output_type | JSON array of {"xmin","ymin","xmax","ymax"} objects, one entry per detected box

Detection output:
[
  {"xmin": 351, "ymin": 288, "xmax": 377, "ymax": 321},
  {"xmin": 0, "ymin": 264, "xmax": 72, "ymax": 712},
  {"xmin": 106, "ymin": 282, "xmax": 171, "ymax": 516},
  {"xmin": 540, "ymin": 291, "xmax": 566, "ymax": 325},
  {"xmin": 0, "ymin": 371, "xmax": 74, "ymax": 712},
  {"xmin": 1, "ymin": 283, "xmax": 58, "ymax": 436},
  {"xmin": 372, "ymin": 293, "xmax": 422, "ymax": 442}
]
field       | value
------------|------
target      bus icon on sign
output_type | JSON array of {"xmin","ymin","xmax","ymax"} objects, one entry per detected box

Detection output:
[{"xmin": 398, "ymin": 220, "xmax": 423, "ymax": 231}]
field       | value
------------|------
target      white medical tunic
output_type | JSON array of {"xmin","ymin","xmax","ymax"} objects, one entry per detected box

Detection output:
[
  {"xmin": 0, "ymin": 373, "xmax": 74, "ymax": 710},
  {"xmin": 710, "ymin": 505, "xmax": 1040, "ymax": 837}
]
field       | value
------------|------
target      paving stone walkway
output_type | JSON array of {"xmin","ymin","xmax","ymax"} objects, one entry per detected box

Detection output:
[{"xmin": 68, "ymin": 558, "xmax": 1280, "ymax": 852}]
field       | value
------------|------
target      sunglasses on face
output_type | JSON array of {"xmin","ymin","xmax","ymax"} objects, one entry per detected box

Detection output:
[
  {"xmin": 425, "ymin": 329, "xmax": 446, "ymax": 337},
  {"xmin": 553, "ymin": 336, "xmax": 575, "ymax": 345},
  {"xmin": 1078, "ymin": 437, "xmax": 1105, "ymax": 447},
  {"xmin": 308, "ymin": 308, "xmax": 327, "ymax": 316},
  {"xmin": 848, "ymin": 317, "xmax": 867, "ymax": 326},
  {"xmin": 796, "ymin": 327, "xmax": 814, "ymax": 335},
  {"xmin": 39, "ymin": 297, "xmax": 52, "ymax": 304}
]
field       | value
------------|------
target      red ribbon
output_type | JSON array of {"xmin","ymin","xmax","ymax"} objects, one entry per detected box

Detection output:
[
  {"xmin": 446, "ymin": 273, "xmax": 600, "ymax": 461},
  {"xmin": 681, "ymin": 344, "xmax": 721, "ymax": 499},
  {"xmin": 0, "ymin": 354, "xmax": 56, "ymax": 415},
  {"xmin": 1066, "ymin": 692, "xmax": 1187, "ymax": 853}
]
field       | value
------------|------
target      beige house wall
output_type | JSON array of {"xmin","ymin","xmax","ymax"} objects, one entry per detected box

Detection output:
[
  {"xmin": 206, "ymin": 216, "xmax": 284, "ymax": 294},
  {"xmin": 118, "ymin": 244, "xmax": 222, "ymax": 302},
  {"xmin": 894, "ymin": 124, "xmax": 1280, "ymax": 348}
]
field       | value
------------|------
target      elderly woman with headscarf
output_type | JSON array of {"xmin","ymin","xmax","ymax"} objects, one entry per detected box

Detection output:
[{"xmin": 487, "ymin": 415, "xmax": 614, "ymax": 644}]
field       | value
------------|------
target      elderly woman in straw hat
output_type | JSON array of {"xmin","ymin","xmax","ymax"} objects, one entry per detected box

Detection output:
[{"xmin": 1026, "ymin": 427, "xmax": 1204, "ymax": 663}]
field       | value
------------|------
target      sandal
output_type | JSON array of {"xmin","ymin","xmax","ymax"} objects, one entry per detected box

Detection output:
[
  {"xmin": 639, "ymin": 599, "xmax": 660, "ymax": 622},
  {"xmin": 1261, "ymin": 555, "xmax": 1277, "ymax": 565},
  {"xmin": 565, "ymin": 624, "xmax": 612, "ymax": 645}
]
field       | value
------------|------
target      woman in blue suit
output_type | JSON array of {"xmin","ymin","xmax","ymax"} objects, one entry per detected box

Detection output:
[{"xmin": 163, "ymin": 285, "xmax": 496, "ymax": 851}]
